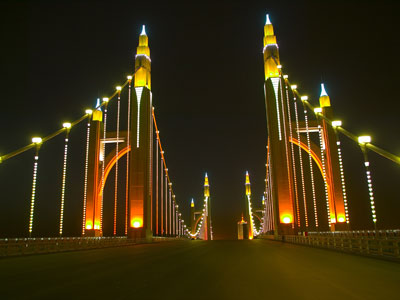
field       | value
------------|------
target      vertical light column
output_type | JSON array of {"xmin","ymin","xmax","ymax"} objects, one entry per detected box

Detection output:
[
  {"xmin": 100, "ymin": 97, "xmax": 109, "ymax": 233},
  {"xmin": 155, "ymin": 134, "xmax": 159, "ymax": 235},
  {"xmin": 164, "ymin": 169, "xmax": 168, "ymax": 235},
  {"xmin": 358, "ymin": 136, "xmax": 377, "ymax": 229},
  {"xmin": 59, "ymin": 123, "xmax": 71, "ymax": 236},
  {"xmin": 125, "ymin": 76, "xmax": 132, "ymax": 235},
  {"xmin": 168, "ymin": 183, "xmax": 172, "ymax": 236},
  {"xmin": 160, "ymin": 156, "xmax": 164, "ymax": 235},
  {"xmin": 29, "ymin": 137, "xmax": 42, "ymax": 237},
  {"xmin": 82, "ymin": 110, "xmax": 92, "ymax": 235},
  {"xmin": 114, "ymin": 86, "xmax": 121, "ymax": 236},
  {"xmin": 301, "ymin": 96, "xmax": 318, "ymax": 228}
]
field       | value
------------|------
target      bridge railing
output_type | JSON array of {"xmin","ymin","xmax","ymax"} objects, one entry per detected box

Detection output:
[
  {"xmin": 277, "ymin": 234, "xmax": 400, "ymax": 261},
  {"xmin": 0, "ymin": 236, "xmax": 181, "ymax": 257}
]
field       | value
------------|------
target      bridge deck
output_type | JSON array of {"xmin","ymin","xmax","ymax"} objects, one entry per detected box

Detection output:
[{"xmin": 0, "ymin": 239, "xmax": 399, "ymax": 299}]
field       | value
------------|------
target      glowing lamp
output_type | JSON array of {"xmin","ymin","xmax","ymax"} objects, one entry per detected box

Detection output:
[
  {"xmin": 314, "ymin": 107, "xmax": 322, "ymax": 114},
  {"xmin": 85, "ymin": 109, "xmax": 93, "ymax": 115},
  {"xmin": 338, "ymin": 217, "xmax": 345, "ymax": 223},
  {"xmin": 277, "ymin": 65, "xmax": 282, "ymax": 69},
  {"xmin": 291, "ymin": 85, "xmax": 297, "ymax": 90},
  {"xmin": 127, "ymin": 75, "xmax": 133, "ymax": 80},
  {"xmin": 116, "ymin": 86, "xmax": 122, "ymax": 91},
  {"xmin": 331, "ymin": 218, "xmax": 336, "ymax": 223},
  {"xmin": 32, "ymin": 137, "xmax": 42, "ymax": 144},
  {"xmin": 63, "ymin": 122, "xmax": 71, "ymax": 129},
  {"xmin": 102, "ymin": 97, "xmax": 109, "ymax": 103},
  {"xmin": 301, "ymin": 96, "xmax": 308, "ymax": 101},
  {"xmin": 131, "ymin": 219, "xmax": 143, "ymax": 228},
  {"xmin": 358, "ymin": 136, "xmax": 371, "ymax": 144},
  {"xmin": 283, "ymin": 75, "xmax": 288, "ymax": 79},
  {"xmin": 86, "ymin": 224, "xmax": 92, "ymax": 230},
  {"xmin": 282, "ymin": 216, "xmax": 291, "ymax": 224},
  {"xmin": 332, "ymin": 120, "xmax": 342, "ymax": 127}
]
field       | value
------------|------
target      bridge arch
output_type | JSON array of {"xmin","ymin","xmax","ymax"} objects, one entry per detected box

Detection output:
[{"xmin": 97, "ymin": 145, "xmax": 131, "ymax": 197}]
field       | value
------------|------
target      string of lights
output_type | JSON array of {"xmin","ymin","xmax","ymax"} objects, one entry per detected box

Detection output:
[{"xmin": 59, "ymin": 123, "xmax": 71, "ymax": 236}]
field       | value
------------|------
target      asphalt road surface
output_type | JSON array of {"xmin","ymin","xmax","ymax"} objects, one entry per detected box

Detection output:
[{"xmin": 1, "ymin": 239, "xmax": 399, "ymax": 299}]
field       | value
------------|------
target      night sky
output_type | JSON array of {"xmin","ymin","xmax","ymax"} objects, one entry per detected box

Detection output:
[{"xmin": 1, "ymin": 1, "xmax": 400, "ymax": 239}]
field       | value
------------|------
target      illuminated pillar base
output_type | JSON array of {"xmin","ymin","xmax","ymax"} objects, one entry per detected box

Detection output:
[
  {"xmin": 127, "ymin": 227, "xmax": 153, "ymax": 241},
  {"xmin": 278, "ymin": 223, "xmax": 295, "ymax": 236},
  {"xmin": 330, "ymin": 222, "xmax": 349, "ymax": 232},
  {"xmin": 84, "ymin": 229, "xmax": 102, "ymax": 237}
]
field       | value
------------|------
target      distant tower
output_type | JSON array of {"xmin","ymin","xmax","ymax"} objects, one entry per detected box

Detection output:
[
  {"xmin": 263, "ymin": 14, "xmax": 295, "ymax": 235},
  {"xmin": 245, "ymin": 171, "xmax": 254, "ymax": 239},
  {"xmin": 84, "ymin": 101, "xmax": 103, "ymax": 236},
  {"xmin": 127, "ymin": 25, "xmax": 153, "ymax": 240},
  {"xmin": 190, "ymin": 198, "xmax": 195, "ymax": 234},
  {"xmin": 204, "ymin": 173, "xmax": 212, "ymax": 240},
  {"xmin": 319, "ymin": 84, "xmax": 348, "ymax": 230},
  {"xmin": 237, "ymin": 214, "xmax": 249, "ymax": 240}
]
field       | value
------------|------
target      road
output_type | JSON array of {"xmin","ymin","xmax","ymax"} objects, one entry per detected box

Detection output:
[{"xmin": 0, "ymin": 239, "xmax": 399, "ymax": 299}]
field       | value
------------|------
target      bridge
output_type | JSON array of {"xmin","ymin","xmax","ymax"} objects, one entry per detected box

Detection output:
[{"xmin": 1, "ymin": 9, "xmax": 400, "ymax": 298}]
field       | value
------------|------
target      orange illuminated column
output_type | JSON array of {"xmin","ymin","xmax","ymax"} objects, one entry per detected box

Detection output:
[
  {"xmin": 319, "ymin": 84, "xmax": 348, "ymax": 231},
  {"xmin": 128, "ymin": 25, "xmax": 153, "ymax": 240},
  {"xmin": 262, "ymin": 14, "xmax": 295, "ymax": 235},
  {"xmin": 84, "ymin": 106, "xmax": 103, "ymax": 237}
]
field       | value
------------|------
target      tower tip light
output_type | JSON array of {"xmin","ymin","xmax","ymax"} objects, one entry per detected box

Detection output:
[
  {"xmin": 32, "ymin": 137, "xmax": 42, "ymax": 144},
  {"xmin": 141, "ymin": 25, "xmax": 146, "ymax": 36},
  {"xmin": 63, "ymin": 122, "xmax": 71, "ymax": 129},
  {"xmin": 266, "ymin": 14, "xmax": 271, "ymax": 25},
  {"xmin": 332, "ymin": 120, "xmax": 342, "ymax": 127},
  {"xmin": 358, "ymin": 136, "xmax": 371, "ymax": 144},
  {"xmin": 320, "ymin": 83, "xmax": 328, "ymax": 97},
  {"xmin": 314, "ymin": 107, "xmax": 322, "ymax": 114},
  {"xmin": 301, "ymin": 96, "xmax": 308, "ymax": 101}
]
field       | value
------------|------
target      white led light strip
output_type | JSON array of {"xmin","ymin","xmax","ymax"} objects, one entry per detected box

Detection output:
[
  {"xmin": 271, "ymin": 78, "xmax": 282, "ymax": 140},
  {"xmin": 135, "ymin": 87, "xmax": 143, "ymax": 148}
]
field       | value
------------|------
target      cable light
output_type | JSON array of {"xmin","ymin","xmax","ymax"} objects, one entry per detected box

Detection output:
[
  {"xmin": 125, "ymin": 76, "xmax": 132, "ymax": 235},
  {"xmin": 100, "ymin": 99, "xmax": 108, "ymax": 233},
  {"xmin": 29, "ymin": 138, "xmax": 42, "ymax": 237},
  {"xmin": 113, "ymin": 87, "xmax": 121, "ymax": 236},
  {"xmin": 293, "ymin": 95, "xmax": 308, "ymax": 227},
  {"xmin": 59, "ymin": 123, "xmax": 71, "ymax": 236},
  {"xmin": 82, "ymin": 115, "xmax": 91, "ymax": 235},
  {"xmin": 318, "ymin": 124, "xmax": 332, "ymax": 227},
  {"xmin": 303, "ymin": 107, "xmax": 318, "ymax": 228},
  {"xmin": 285, "ymin": 83, "xmax": 300, "ymax": 228}
]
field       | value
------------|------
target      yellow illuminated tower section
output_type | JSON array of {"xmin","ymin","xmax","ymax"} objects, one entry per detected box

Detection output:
[
  {"xmin": 204, "ymin": 173, "xmax": 212, "ymax": 240},
  {"xmin": 263, "ymin": 14, "xmax": 295, "ymax": 235},
  {"xmin": 319, "ymin": 84, "xmax": 348, "ymax": 230},
  {"xmin": 245, "ymin": 171, "xmax": 254, "ymax": 239},
  {"xmin": 128, "ymin": 25, "xmax": 153, "ymax": 239}
]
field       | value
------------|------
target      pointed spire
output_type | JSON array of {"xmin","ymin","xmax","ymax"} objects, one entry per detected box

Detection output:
[
  {"xmin": 140, "ymin": 25, "xmax": 146, "ymax": 36},
  {"xmin": 245, "ymin": 171, "xmax": 250, "ymax": 185},
  {"xmin": 266, "ymin": 14, "xmax": 271, "ymax": 25},
  {"xmin": 191, "ymin": 198, "xmax": 194, "ymax": 208},
  {"xmin": 320, "ymin": 83, "xmax": 328, "ymax": 97},
  {"xmin": 96, "ymin": 98, "xmax": 101, "ymax": 110},
  {"xmin": 204, "ymin": 173, "xmax": 209, "ymax": 186}
]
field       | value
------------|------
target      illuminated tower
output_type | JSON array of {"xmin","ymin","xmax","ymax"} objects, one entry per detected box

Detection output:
[
  {"xmin": 263, "ymin": 14, "xmax": 295, "ymax": 235},
  {"xmin": 319, "ymin": 84, "xmax": 348, "ymax": 230},
  {"xmin": 128, "ymin": 25, "xmax": 153, "ymax": 239},
  {"xmin": 84, "ymin": 101, "xmax": 103, "ymax": 236},
  {"xmin": 204, "ymin": 173, "xmax": 212, "ymax": 240},
  {"xmin": 245, "ymin": 171, "xmax": 254, "ymax": 239},
  {"xmin": 190, "ymin": 198, "xmax": 195, "ymax": 234}
]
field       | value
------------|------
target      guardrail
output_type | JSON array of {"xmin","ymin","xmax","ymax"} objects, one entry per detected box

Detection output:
[
  {"xmin": 0, "ymin": 236, "xmax": 182, "ymax": 257},
  {"xmin": 270, "ymin": 234, "xmax": 400, "ymax": 261}
]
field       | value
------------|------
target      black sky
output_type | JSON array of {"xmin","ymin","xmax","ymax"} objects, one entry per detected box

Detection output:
[{"xmin": 1, "ymin": 1, "xmax": 400, "ymax": 239}]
